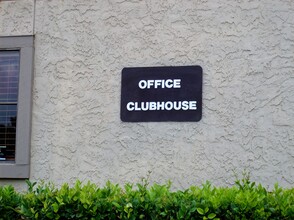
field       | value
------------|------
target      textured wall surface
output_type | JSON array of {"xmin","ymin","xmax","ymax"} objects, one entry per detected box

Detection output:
[
  {"xmin": 1, "ymin": 0, "xmax": 294, "ymax": 189},
  {"xmin": 0, "ymin": 0, "xmax": 34, "ymax": 36}
]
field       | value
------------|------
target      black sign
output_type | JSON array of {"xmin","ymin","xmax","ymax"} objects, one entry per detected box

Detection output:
[{"xmin": 121, "ymin": 66, "xmax": 202, "ymax": 122}]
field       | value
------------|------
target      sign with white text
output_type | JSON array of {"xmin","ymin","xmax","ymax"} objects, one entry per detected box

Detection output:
[{"xmin": 121, "ymin": 66, "xmax": 202, "ymax": 122}]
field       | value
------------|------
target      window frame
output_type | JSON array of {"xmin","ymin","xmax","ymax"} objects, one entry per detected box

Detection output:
[{"xmin": 0, "ymin": 36, "xmax": 33, "ymax": 178}]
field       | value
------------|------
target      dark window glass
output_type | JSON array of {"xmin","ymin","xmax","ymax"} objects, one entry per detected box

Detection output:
[{"xmin": 0, "ymin": 51, "xmax": 19, "ymax": 161}]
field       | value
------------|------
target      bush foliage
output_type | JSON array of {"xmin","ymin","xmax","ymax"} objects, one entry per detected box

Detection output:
[{"xmin": 0, "ymin": 178, "xmax": 293, "ymax": 219}]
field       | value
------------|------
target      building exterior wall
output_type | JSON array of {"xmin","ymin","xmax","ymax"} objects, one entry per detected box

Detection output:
[
  {"xmin": 1, "ymin": 0, "xmax": 294, "ymax": 189},
  {"xmin": 0, "ymin": 0, "xmax": 34, "ymax": 36}
]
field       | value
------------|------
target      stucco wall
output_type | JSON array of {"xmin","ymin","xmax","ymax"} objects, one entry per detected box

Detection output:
[
  {"xmin": 0, "ymin": 0, "xmax": 34, "ymax": 36},
  {"xmin": 1, "ymin": 0, "xmax": 294, "ymax": 189}
]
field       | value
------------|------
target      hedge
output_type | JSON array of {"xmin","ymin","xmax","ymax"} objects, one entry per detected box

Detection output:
[{"xmin": 0, "ymin": 178, "xmax": 293, "ymax": 219}]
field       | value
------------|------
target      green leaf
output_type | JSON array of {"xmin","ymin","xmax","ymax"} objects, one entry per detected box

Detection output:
[
  {"xmin": 204, "ymin": 207, "xmax": 209, "ymax": 214},
  {"xmin": 208, "ymin": 213, "xmax": 216, "ymax": 219},
  {"xmin": 52, "ymin": 203, "xmax": 59, "ymax": 213},
  {"xmin": 112, "ymin": 202, "xmax": 121, "ymax": 208},
  {"xmin": 56, "ymin": 197, "xmax": 63, "ymax": 204},
  {"xmin": 197, "ymin": 207, "xmax": 204, "ymax": 215}
]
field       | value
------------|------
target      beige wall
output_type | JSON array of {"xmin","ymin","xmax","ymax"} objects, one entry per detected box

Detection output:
[
  {"xmin": 0, "ymin": 0, "xmax": 34, "ymax": 35},
  {"xmin": 1, "ymin": 0, "xmax": 294, "ymax": 189}
]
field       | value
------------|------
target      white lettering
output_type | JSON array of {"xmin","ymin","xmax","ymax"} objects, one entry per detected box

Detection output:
[
  {"xmin": 189, "ymin": 101, "xmax": 197, "ymax": 110},
  {"xmin": 157, "ymin": 102, "xmax": 165, "ymax": 110},
  {"xmin": 138, "ymin": 80, "xmax": 147, "ymax": 89},
  {"xmin": 127, "ymin": 101, "xmax": 197, "ymax": 111},
  {"xmin": 154, "ymin": 80, "xmax": 161, "ymax": 88},
  {"xmin": 138, "ymin": 79, "xmax": 181, "ymax": 89},
  {"xmin": 134, "ymin": 102, "xmax": 141, "ymax": 111},
  {"xmin": 165, "ymin": 79, "xmax": 173, "ymax": 88},
  {"xmin": 126, "ymin": 102, "xmax": 134, "ymax": 111},
  {"xmin": 173, "ymin": 101, "xmax": 181, "ymax": 110},
  {"xmin": 147, "ymin": 80, "xmax": 154, "ymax": 89},
  {"xmin": 141, "ymin": 102, "xmax": 149, "ymax": 111},
  {"xmin": 149, "ymin": 102, "xmax": 156, "ymax": 110},
  {"xmin": 165, "ymin": 101, "xmax": 173, "ymax": 110},
  {"xmin": 182, "ymin": 101, "xmax": 189, "ymax": 110},
  {"xmin": 174, "ymin": 79, "xmax": 181, "ymax": 88}
]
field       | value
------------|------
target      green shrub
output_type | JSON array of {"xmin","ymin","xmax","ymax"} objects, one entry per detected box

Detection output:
[
  {"xmin": 0, "ymin": 178, "xmax": 293, "ymax": 219},
  {"xmin": 0, "ymin": 185, "xmax": 22, "ymax": 220}
]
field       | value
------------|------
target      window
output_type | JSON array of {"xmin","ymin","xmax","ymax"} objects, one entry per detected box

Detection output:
[
  {"xmin": 0, "ymin": 36, "xmax": 33, "ymax": 178},
  {"xmin": 0, "ymin": 50, "xmax": 19, "ymax": 161}
]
